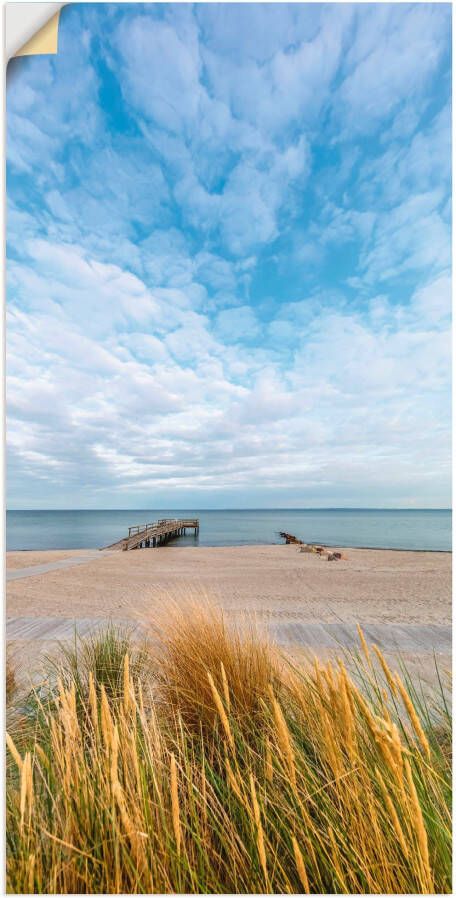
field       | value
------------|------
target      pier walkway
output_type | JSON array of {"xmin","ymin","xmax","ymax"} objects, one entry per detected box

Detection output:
[{"xmin": 105, "ymin": 518, "xmax": 199, "ymax": 551}]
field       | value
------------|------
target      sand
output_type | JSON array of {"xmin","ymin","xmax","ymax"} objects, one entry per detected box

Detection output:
[
  {"xmin": 6, "ymin": 545, "xmax": 451, "ymax": 691},
  {"xmin": 6, "ymin": 549, "xmax": 92, "ymax": 570},
  {"xmin": 6, "ymin": 544, "xmax": 451, "ymax": 623}
]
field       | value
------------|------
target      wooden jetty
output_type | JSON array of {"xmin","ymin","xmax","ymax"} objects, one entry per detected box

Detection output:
[
  {"xmin": 105, "ymin": 518, "xmax": 199, "ymax": 551},
  {"xmin": 279, "ymin": 531, "xmax": 342, "ymax": 561},
  {"xmin": 279, "ymin": 530, "xmax": 304, "ymax": 545}
]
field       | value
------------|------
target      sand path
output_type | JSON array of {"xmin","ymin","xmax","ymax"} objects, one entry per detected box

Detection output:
[{"xmin": 7, "ymin": 551, "xmax": 111, "ymax": 581}]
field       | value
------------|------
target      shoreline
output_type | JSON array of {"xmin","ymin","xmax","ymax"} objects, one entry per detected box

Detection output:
[{"xmin": 7, "ymin": 542, "xmax": 452, "ymax": 554}]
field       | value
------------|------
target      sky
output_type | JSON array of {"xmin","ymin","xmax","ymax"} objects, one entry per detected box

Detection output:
[{"xmin": 6, "ymin": 2, "xmax": 451, "ymax": 510}]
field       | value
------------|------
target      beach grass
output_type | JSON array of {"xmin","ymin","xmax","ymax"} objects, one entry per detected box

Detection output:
[
  {"xmin": 6, "ymin": 653, "xmax": 16, "ymax": 706},
  {"xmin": 6, "ymin": 603, "xmax": 451, "ymax": 894}
]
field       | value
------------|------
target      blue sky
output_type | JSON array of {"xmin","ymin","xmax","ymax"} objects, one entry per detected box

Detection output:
[{"xmin": 7, "ymin": 3, "xmax": 451, "ymax": 509}]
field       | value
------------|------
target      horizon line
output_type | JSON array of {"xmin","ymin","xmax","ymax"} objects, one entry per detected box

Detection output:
[{"xmin": 7, "ymin": 506, "xmax": 452, "ymax": 513}]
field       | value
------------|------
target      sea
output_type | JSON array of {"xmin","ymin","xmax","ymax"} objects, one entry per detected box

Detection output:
[{"xmin": 6, "ymin": 508, "xmax": 452, "ymax": 552}]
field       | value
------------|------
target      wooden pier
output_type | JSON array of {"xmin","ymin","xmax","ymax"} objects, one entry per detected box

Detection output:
[{"xmin": 105, "ymin": 518, "xmax": 199, "ymax": 551}]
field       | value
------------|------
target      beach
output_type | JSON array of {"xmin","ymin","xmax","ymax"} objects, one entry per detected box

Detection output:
[
  {"xmin": 7, "ymin": 541, "xmax": 452, "ymax": 892},
  {"xmin": 7, "ymin": 543, "xmax": 451, "ymax": 622},
  {"xmin": 7, "ymin": 544, "xmax": 451, "ymax": 690}
]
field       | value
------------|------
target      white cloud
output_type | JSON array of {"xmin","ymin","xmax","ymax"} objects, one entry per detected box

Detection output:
[
  {"xmin": 359, "ymin": 104, "xmax": 451, "ymax": 206},
  {"xmin": 114, "ymin": 12, "xmax": 312, "ymax": 257},
  {"xmin": 202, "ymin": 6, "xmax": 352, "ymax": 135},
  {"xmin": 359, "ymin": 191, "xmax": 450, "ymax": 284},
  {"xmin": 337, "ymin": 4, "xmax": 450, "ymax": 134},
  {"xmin": 7, "ymin": 231, "xmax": 451, "ymax": 507},
  {"xmin": 116, "ymin": 16, "xmax": 203, "ymax": 134},
  {"xmin": 215, "ymin": 306, "xmax": 261, "ymax": 343}
]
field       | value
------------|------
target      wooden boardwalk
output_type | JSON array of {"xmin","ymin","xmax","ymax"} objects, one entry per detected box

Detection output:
[
  {"xmin": 105, "ymin": 518, "xmax": 199, "ymax": 551},
  {"xmin": 6, "ymin": 617, "xmax": 451, "ymax": 655}
]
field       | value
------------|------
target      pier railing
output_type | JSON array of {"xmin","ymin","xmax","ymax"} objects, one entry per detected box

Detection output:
[
  {"xmin": 105, "ymin": 519, "xmax": 199, "ymax": 550},
  {"xmin": 128, "ymin": 519, "xmax": 177, "ymax": 537},
  {"xmin": 127, "ymin": 519, "xmax": 198, "ymax": 538}
]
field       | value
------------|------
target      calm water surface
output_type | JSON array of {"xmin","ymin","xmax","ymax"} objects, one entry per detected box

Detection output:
[{"xmin": 6, "ymin": 509, "xmax": 452, "ymax": 552}]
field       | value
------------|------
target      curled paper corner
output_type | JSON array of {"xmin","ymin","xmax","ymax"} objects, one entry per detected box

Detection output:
[
  {"xmin": 15, "ymin": 10, "xmax": 61, "ymax": 57},
  {"xmin": 5, "ymin": 3, "xmax": 65, "ymax": 61}
]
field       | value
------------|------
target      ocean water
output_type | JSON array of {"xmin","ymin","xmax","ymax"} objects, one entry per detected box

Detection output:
[{"xmin": 6, "ymin": 508, "xmax": 452, "ymax": 552}]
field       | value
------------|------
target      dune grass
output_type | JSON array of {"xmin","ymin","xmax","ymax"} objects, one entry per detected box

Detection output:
[
  {"xmin": 6, "ymin": 654, "xmax": 16, "ymax": 706},
  {"xmin": 6, "ymin": 604, "xmax": 452, "ymax": 894}
]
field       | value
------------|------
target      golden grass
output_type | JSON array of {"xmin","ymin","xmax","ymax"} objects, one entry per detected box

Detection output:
[
  {"xmin": 149, "ymin": 600, "xmax": 277, "ymax": 733},
  {"xmin": 6, "ymin": 608, "xmax": 451, "ymax": 894},
  {"xmin": 6, "ymin": 653, "xmax": 16, "ymax": 706}
]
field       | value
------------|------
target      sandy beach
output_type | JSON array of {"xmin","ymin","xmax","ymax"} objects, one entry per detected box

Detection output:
[
  {"xmin": 7, "ymin": 544, "xmax": 451, "ymax": 688},
  {"xmin": 7, "ymin": 543, "xmax": 451, "ymax": 623},
  {"xmin": 6, "ymin": 549, "xmax": 94, "ymax": 571}
]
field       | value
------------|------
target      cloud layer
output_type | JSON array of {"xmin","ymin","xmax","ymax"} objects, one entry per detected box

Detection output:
[{"xmin": 6, "ymin": 3, "xmax": 451, "ymax": 508}]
